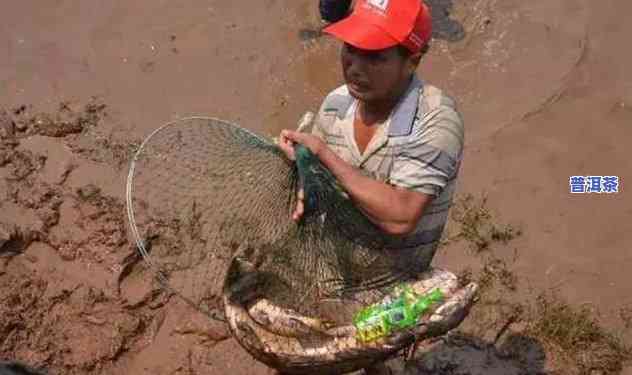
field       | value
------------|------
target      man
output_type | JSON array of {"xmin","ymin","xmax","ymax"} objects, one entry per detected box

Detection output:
[{"xmin": 279, "ymin": 0, "xmax": 464, "ymax": 276}]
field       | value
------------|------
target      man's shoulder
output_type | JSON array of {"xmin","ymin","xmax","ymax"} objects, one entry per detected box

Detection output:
[
  {"xmin": 314, "ymin": 85, "xmax": 353, "ymax": 134},
  {"xmin": 418, "ymin": 83, "xmax": 458, "ymax": 113},
  {"xmin": 320, "ymin": 84, "xmax": 352, "ymax": 113},
  {"xmin": 413, "ymin": 83, "xmax": 463, "ymax": 133},
  {"xmin": 309, "ymin": 85, "xmax": 351, "ymax": 135},
  {"xmin": 327, "ymin": 84, "xmax": 350, "ymax": 97},
  {"xmin": 405, "ymin": 83, "xmax": 464, "ymax": 156}
]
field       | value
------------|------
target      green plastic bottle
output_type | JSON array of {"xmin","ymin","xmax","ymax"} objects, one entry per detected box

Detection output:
[{"xmin": 353, "ymin": 286, "xmax": 444, "ymax": 342}]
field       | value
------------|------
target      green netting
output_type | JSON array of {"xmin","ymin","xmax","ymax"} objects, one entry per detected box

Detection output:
[{"xmin": 126, "ymin": 117, "xmax": 425, "ymax": 323}]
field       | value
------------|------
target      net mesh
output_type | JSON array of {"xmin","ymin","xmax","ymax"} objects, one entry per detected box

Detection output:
[{"xmin": 127, "ymin": 117, "xmax": 425, "ymax": 323}]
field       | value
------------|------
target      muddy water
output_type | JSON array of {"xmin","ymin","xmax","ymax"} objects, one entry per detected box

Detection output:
[
  {"xmin": 1, "ymin": 0, "xmax": 590, "ymax": 141},
  {"xmin": 1, "ymin": 1, "xmax": 327, "ymax": 137},
  {"xmin": 443, "ymin": 0, "xmax": 632, "ymax": 337},
  {"xmin": 1, "ymin": 0, "xmax": 632, "ymax": 373}
]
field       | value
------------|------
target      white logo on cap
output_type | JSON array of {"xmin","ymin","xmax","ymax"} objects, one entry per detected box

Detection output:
[{"xmin": 367, "ymin": 0, "xmax": 389, "ymax": 11}]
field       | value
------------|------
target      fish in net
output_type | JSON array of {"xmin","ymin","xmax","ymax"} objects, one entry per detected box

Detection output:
[
  {"xmin": 126, "ymin": 117, "xmax": 478, "ymax": 373},
  {"xmin": 127, "ymin": 117, "xmax": 435, "ymax": 319}
]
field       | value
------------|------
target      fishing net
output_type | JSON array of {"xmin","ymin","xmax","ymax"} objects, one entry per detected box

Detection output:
[
  {"xmin": 127, "ymin": 117, "xmax": 435, "ymax": 323},
  {"xmin": 127, "ymin": 117, "xmax": 479, "ymax": 373}
]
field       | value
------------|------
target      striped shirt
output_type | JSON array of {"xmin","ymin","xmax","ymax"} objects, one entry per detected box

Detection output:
[{"xmin": 306, "ymin": 75, "xmax": 464, "ymax": 271}]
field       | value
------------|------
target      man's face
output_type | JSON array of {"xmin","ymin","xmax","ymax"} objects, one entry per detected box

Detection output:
[{"xmin": 341, "ymin": 43, "xmax": 416, "ymax": 103}]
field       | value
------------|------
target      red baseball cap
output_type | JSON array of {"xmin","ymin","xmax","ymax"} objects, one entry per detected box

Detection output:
[{"xmin": 323, "ymin": 0, "xmax": 432, "ymax": 53}]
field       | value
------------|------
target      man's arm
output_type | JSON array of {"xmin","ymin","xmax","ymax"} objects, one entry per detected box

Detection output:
[
  {"xmin": 318, "ymin": 143, "xmax": 432, "ymax": 235},
  {"xmin": 278, "ymin": 129, "xmax": 431, "ymax": 235}
]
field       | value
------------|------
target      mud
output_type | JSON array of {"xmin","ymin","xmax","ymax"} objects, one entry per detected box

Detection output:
[{"xmin": 1, "ymin": 0, "xmax": 631, "ymax": 374}]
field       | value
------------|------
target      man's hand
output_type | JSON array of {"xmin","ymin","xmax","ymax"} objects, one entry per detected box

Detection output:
[
  {"xmin": 277, "ymin": 129, "xmax": 326, "ymax": 161},
  {"xmin": 277, "ymin": 129, "xmax": 326, "ymax": 221},
  {"xmin": 293, "ymin": 188, "xmax": 305, "ymax": 222},
  {"xmin": 277, "ymin": 128, "xmax": 430, "ymax": 232}
]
